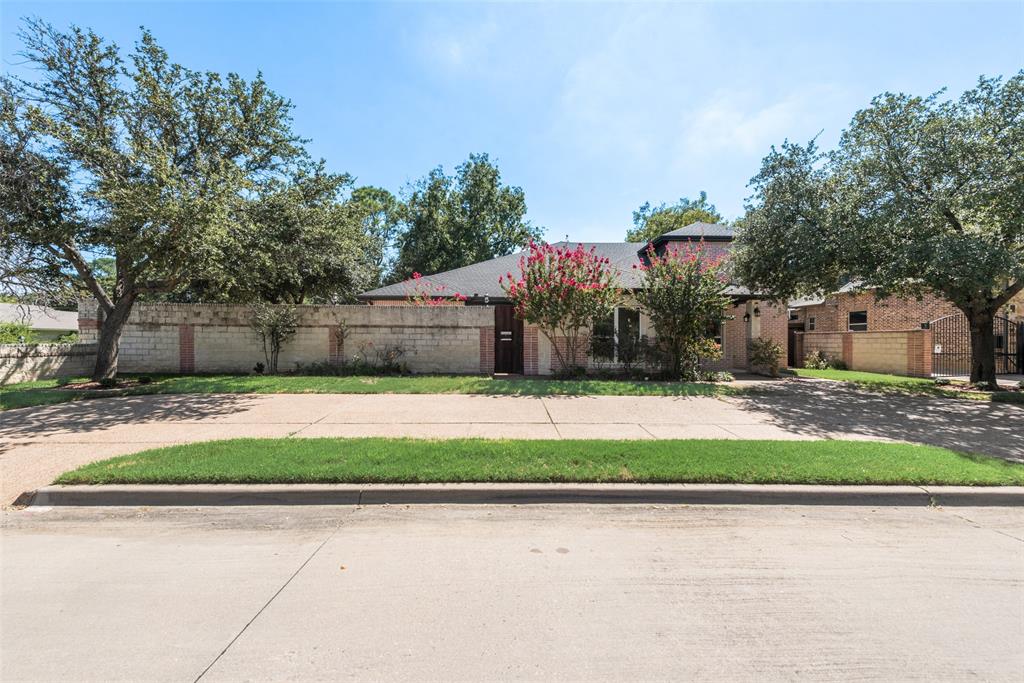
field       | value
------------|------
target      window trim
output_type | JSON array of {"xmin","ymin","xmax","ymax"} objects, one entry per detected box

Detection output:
[
  {"xmin": 848, "ymin": 310, "xmax": 868, "ymax": 332},
  {"xmin": 807, "ymin": 316, "xmax": 816, "ymax": 331}
]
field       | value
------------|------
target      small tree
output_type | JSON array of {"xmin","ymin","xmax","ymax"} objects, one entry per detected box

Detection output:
[
  {"xmin": 501, "ymin": 242, "xmax": 621, "ymax": 371},
  {"xmin": 249, "ymin": 302, "xmax": 298, "ymax": 374},
  {"xmin": 634, "ymin": 244, "xmax": 731, "ymax": 380}
]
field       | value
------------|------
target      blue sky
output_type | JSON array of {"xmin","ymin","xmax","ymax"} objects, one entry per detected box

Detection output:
[{"xmin": 2, "ymin": 2, "xmax": 1021, "ymax": 242}]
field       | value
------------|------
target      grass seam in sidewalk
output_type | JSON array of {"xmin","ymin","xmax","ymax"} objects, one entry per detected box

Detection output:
[{"xmin": 54, "ymin": 438, "xmax": 1024, "ymax": 487}]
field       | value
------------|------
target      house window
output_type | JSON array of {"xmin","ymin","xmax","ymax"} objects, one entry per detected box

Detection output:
[
  {"xmin": 592, "ymin": 307, "xmax": 642, "ymax": 363},
  {"xmin": 848, "ymin": 311, "xmax": 868, "ymax": 332},
  {"xmin": 706, "ymin": 320, "xmax": 724, "ymax": 347},
  {"xmin": 808, "ymin": 316, "xmax": 816, "ymax": 331}
]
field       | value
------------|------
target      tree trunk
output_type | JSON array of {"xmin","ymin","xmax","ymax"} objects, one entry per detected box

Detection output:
[
  {"xmin": 91, "ymin": 295, "xmax": 136, "ymax": 381},
  {"xmin": 967, "ymin": 309, "xmax": 997, "ymax": 389}
]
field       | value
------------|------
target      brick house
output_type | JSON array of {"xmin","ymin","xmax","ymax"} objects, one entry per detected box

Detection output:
[
  {"xmin": 787, "ymin": 285, "xmax": 1024, "ymax": 376},
  {"xmin": 359, "ymin": 223, "xmax": 788, "ymax": 375}
]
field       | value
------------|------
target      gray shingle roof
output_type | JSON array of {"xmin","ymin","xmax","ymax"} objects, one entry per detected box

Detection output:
[
  {"xmin": 654, "ymin": 222, "xmax": 735, "ymax": 241},
  {"xmin": 359, "ymin": 239, "xmax": 753, "ymax": 301}
]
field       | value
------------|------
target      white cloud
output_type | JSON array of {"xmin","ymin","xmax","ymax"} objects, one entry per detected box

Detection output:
[{"xmin": 676, "ymin": 85, "xmax": 846, "ymax": 160}]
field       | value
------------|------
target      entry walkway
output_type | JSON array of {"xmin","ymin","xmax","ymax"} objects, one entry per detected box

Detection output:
[{"xmin": 2, "ymin": 381, "xmax": 1021, "ymax": 504}]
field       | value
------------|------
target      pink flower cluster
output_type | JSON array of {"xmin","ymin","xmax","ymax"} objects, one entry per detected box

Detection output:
[{"xmin": 405, "ymin": 272, "xmax": 467, "ymax": 306}]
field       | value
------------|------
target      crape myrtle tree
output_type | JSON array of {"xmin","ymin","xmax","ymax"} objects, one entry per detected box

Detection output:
[
  {"xmin": 625, "ymin": 192, "xmax": 723, "ymax": 243},
  {"xmin": 733, "ymin": 73, "xmax": 1024, "ymax": 388},
  {"xmin": 500, "ymin": 242, "xmax": 621, "ymax": 372},
  {"xmin": 1, "ymin": 20, "xmax": 306, "ymax": 380},
  {"xmin": 634, "ymin": 244, "xmax": 731, "ymax": 380},
  {"xmin": 394, "ymin": 153, "xmax": 542, "ymax": 281}
]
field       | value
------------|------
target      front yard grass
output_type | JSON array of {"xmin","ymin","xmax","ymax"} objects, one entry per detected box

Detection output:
[
  {"xmin": 792, "ymin": 368, "xmax": 1024, "ymax": 403},
  {"xmin": 54, "ymin": 438, "xmax": 1024, "ymax": 486},
  {"xmin": 1, "ymin": 374, "xmax": 737, "ymax": 411}
]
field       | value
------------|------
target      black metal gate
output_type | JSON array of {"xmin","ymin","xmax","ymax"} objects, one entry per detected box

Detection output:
[{"xmin": 930, "ymin": 314, "xmax": 1020, "ymax": 377}]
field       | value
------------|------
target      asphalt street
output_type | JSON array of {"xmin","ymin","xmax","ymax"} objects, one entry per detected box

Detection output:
[{"xmin": 2, "ymin": 502, "xmax": 1022, "ymax": 682}]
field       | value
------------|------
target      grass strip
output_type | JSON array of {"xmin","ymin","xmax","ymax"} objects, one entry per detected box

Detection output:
[
  {"xmin": 791, "ymin": 368, "xmax": 1024, "ymax": 403},
  {"xmin": 1, "ymin": 374, "xmax": 734, "ymax": 411},
  {"xmin": 55, "ymin": 438, "xmax": 1024, "ymax": 487}
]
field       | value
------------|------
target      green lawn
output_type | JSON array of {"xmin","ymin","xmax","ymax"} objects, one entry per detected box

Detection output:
[
  {"xmin": 54, "ymin": 438, "xmax": 1024, "ymax": 486},
  {"xmin": 1, "ymin": 374, "xmax": 736, "ymax": 411},
  {"xmin": 792, "ymin": 368, "xmax": 1024, "ymax": 403}
]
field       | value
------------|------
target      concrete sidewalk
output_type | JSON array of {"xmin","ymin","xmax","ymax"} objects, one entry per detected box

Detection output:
[
  {"xmin": 3, "ymin": 503, "xmax": 1022, "ymax": 681},
  {"xmin": 2, "ymin": 383, "xmax": 1022, "ymax": 505}
]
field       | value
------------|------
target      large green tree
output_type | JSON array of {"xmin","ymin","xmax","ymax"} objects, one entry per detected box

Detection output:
[
  {"xmin": 1, "ymin": 20, "xmax": 305, "ymax": 379},
  {"xmin": 625, "ymin": 192, "xmax": 723, "ymax": 243},
  {"xmin": 393, "ymin": 153, "xmax": 541, "ymax": 280},
  {"xmin": 350, "ymin": 185, "xmax": 403, "ymax": 287},
  {"xmin": 214, "ymin": 164, "xmax": 373, "ymax": 304},
  {"xmin": 733, "ymin": 73, "xmax": 1023, "ymax": 388}
]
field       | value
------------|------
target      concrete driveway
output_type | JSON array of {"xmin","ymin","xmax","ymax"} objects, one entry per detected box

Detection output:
[
  {"xmin": 2, "ymin": 503, "xmax": 1022, "ymax": 681},
  {"xmin": 1, "ymin": 380, "xmax": 1021, "ymax": 505}
]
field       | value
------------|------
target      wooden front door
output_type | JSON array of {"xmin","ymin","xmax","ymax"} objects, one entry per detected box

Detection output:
[{"xmin": 494, "ymin": 305, "xmax": 523, "ymax": 374}]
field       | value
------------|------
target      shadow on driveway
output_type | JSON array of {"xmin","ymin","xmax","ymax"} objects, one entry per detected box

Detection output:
[
  {"xmin": 730, "ymin": 380, "xmax": 1024, "ymax": 461},
  {"xmin": 0, "ymin": 393, "xmax": 262, "ymax": 445}
]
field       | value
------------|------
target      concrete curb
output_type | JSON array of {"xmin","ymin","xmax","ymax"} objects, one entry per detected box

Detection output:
[{"xmin": 22, "ymin": 483, "xmax": 1024, "ymax": 507}]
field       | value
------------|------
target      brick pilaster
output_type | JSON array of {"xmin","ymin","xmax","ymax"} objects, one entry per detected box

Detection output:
[
  {"xmin": 328, "ymin": 326, "xmax": 345, "ymax": 365},
  {"xmin": 178, "ymin": 324, "xmax": 195, "ymax": 374},
  {"xmin": 479, "ymin": 326, "xmax": 495, "ymax": 374},
  {"xmin": 524, "ymin": 326, "xmax": 538, "ymax": 375},
  {"xmin": 842, "ymin": 333, "xmax": 853, "ymax": 367}
]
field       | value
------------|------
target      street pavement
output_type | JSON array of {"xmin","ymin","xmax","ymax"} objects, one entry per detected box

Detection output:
[
  {"xmin": 2, "ymin": 380, "xmax": 1022, "ymax": 505},
  {"xmin": 2, "ymin": 503, "xmax": 1022, "ymax": 682}
]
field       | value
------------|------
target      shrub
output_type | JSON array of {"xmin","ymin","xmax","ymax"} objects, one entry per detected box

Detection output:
[
  {"xmin": 749, "ymin": 337, "xmax": 783, "ymax": 377},
  {"xmin": 0, "ymin": 322, "xmax": 37, "ymax": 344},
  {"xmin": 53, "ymin": 331, "xmax": 79, "ymax": 344},
  {"xmin": 501, "ymin": 242, "xmax": 621, "ymax": 372},
  {"xmin": 803, "ymin": 350, "xmax": 846, "ymax": 370},
  {"xmin": 934, "ymin": 377, "xmax": 951, "ymax": 386},
  {"xmin": 633, "ymin": 243, "xmax": 730, "ymax": 380},
  {"xmin": 248, "ymin": 302, "xmax": 298, "ymax": 374},
  {"xmin": 137, "ymin": 376, "xmax": 153, "ymax": 385},
  {"xmin": 98, "ymin": 377, "xmax": 118, "ymax": 388}
]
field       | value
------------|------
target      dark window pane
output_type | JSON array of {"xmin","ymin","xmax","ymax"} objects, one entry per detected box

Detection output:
[{"xmin": 848, "ymin": 311, "xmax": 868, "ymax": 331}]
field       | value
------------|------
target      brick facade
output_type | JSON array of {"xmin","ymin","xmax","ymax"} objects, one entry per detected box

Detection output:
[{"xmin": 797, "ymin": 329, "xmax": 934, "ymax": 377}]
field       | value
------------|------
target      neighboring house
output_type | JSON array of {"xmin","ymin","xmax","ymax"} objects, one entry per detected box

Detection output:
[
  {"xmin": 0, "ymin": 304, "xmax": 78, "ymax": 342},
  {"xmin": 359, "ymin": 223, "xmax": 788, "ymax": 375},
  {"xmin": 787, "ymin": 286, "xmax": 1024, "ymax": 375}
]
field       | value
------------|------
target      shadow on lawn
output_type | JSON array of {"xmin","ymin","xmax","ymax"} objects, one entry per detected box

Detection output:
[
  {"xmin": 731, "ymin": 380, "xmax": 1024, "ymax": 461},
  {"xmin": 0, "ymin": 392, "xmax": 259, "ymax": 441}
]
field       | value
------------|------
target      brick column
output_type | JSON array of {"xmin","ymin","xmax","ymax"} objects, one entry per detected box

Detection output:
[
  {"xmin": 906, "ymin": 329, "xmax": 933, "ymax": 377},
  {"xmin": 328, "ymin": 326, "xmax": 345, "ymax": 365},
  {"xmin": 524, "ymin": 326, "xmax": 538, "ymax": 375},
  {"xmin": 479, "ymin": 326, "xmax": 495, "ymax": 374},
  {"xmin": 842, "ymin": 333, "xmax": 853, "ymax": 368},
  {"xmin": 178, "ymin": 324, "xmax": 195, "ymax": 374}
]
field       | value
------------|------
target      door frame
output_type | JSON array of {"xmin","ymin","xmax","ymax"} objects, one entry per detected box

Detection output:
[{"xmin": 493, "ymin": 304, "xmax": 524, "ymax": 374}]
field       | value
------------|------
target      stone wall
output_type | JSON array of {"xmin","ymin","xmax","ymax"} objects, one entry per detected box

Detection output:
[
  {"xmin": 0, "ymin": 343, "xmax": 97, "ymax": 384},
  {"xmin": 78, "ymin": 302, "xmax": 494, "ymax": 375},
  {"xmin": 797, "ymin": 329, "xmax": 933, "ymax": 377}
]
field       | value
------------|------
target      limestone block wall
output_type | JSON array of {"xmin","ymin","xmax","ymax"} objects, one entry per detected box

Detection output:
[
  {"xmin": 77, "ymin": 301, "xmax": 494, "ymax": 375},
  {"xmin": 797, "ymin": 329, "xmax": 933, "ymax": 377},
  {"xmin": 0, "ymin": 343, "xmax": 97, "ymax": 384}
]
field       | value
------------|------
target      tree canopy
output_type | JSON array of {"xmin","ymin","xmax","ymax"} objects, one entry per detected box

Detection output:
[
  {"xmin": 733, "ymin": 72, "xmax": 1024, "ymax": 386},
  {"xmin": 625, "ymin": 192, "xmax": 723, "ymax": 243},
  {"xmin": 393, "ymin": 153, "xmax": 542, "ymax": 280},
  {"xmin": 1, "ymin": 19, "xmax": 307, "ymax": 378}
]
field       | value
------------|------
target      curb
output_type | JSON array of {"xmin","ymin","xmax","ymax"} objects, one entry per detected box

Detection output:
[{"xmin": 22, "ymin": 483, "xmax": 1024, "ymax": 507}]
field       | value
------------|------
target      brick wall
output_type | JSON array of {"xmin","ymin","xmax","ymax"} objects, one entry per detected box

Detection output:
[
  {"xmin": 795, "ymin": 291, "xmax": 960, "ymax": 333},
  {"xmin": 0, "ymin": 343, "xmax": 97, "ymax": 384},
  {"xmin": 797, "ymin": 329, "xmax": 933, "ymax": 377},
  {"xmin": 77, "ymin": 301, "xmax": 493, "ymax": 375}
]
